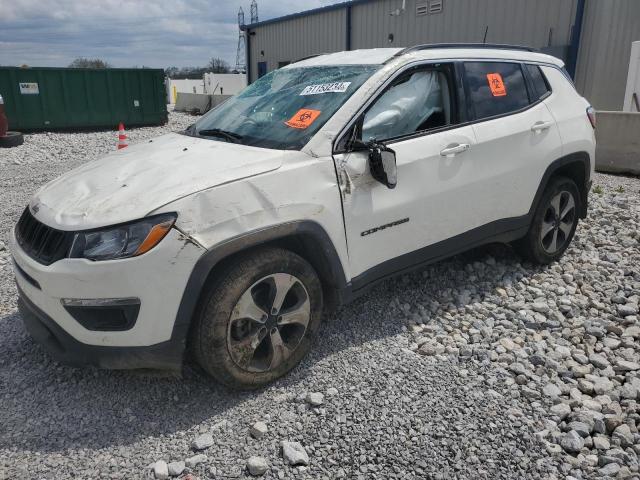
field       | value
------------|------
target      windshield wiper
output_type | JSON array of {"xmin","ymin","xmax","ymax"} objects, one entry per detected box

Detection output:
[{"xmin": 196, "ymin": 128, "xmax": 243, "ymax": 143}]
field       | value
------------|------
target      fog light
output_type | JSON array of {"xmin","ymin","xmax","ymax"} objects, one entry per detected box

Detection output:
[{"xmin": 61, "ymin": 298, "xmax": 140, "ymax": 331}]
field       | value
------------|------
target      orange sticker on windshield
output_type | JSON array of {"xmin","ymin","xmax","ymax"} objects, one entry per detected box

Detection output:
[
  {"xmin": 285, "ymin": 109, "xmax": 321, "ymax": 129},
  {"xmin": 487, "ymin": 73, "xmax": 507, "ymax": 97}
]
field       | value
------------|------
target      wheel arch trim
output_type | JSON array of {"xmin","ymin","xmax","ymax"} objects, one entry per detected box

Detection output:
[
  {"xmin": 529, "ymin": 151, "xmax": 591, "ymax": 219},
  {"xmin": 170, "ymin": 220, "xmax": 348, "ymax": 357}
]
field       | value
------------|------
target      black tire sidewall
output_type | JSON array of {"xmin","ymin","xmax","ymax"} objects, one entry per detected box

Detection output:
[
  {"xmin": 525, "ymin": 176, "xmax": 580, "ymax": 264},
  {"xmin": 193, "ymin": 248, "xmax": 323, "ymax": 389},
  {"xmin": 0, "ymin": 131, "xmax": 24, "ymax": 148}
]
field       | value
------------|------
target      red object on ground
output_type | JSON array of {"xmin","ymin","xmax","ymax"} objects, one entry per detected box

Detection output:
[
  {"xmin": 117, "ymin": 122, "xmax": 128, "ymax": 149},
  {"xmin": 0, "ymin": 94, "xmax": 8, "ymax": 137},
  {"xmin": 0, "ymin": 93, "xmax": 24, "ymax": 148}
]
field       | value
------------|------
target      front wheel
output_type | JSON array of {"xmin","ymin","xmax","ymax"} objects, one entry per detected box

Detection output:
[
  {"xmin": 514, "ymin": 176, "xmax": 580, "ymax": 265},
  {"xmin": 191, "ymin": 247, "xmax": 323, "ymax": 389}
]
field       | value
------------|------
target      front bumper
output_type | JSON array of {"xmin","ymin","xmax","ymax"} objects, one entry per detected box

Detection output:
[
  {"xmin": 10, "ymin": 226, "xmax": 205, "ymax": 369},
  {"xmin": 18, "ymin": 286, "xmax": 182, "ymax": 370}
]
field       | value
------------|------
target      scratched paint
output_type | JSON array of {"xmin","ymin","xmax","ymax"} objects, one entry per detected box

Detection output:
[{"xmin": 162, "ymin": 150, "xmax": 350, "ymax": 280}]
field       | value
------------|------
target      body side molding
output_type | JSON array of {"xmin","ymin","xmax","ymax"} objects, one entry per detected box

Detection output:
[{"xmin": 348, "ymin": 215, "xmax": 530, "ymax": 297}]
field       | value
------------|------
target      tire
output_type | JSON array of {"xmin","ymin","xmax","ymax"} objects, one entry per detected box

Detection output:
[
  {"xmin": 191, "ymin": 247, "xmax": 323, "ymax": 389},
  {"xmin": 514, "ymin": 176, "xmax": 580, "ymax": 265},
  {"xmin": 0, "ymin": 131, "xmax": 24, "ymax": 148}
]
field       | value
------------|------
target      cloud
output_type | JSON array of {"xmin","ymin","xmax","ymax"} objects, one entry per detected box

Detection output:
[{"xmin": 0, "ymin": 0, "xmax": 345, "ymax": 68}]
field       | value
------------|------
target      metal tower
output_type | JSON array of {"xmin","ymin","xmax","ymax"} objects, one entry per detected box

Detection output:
[
  {"xmin": 235, "ymin": 7, "xmax": 246, "ymax": 73},
  {"xmin": 250, "ymin": 0, "xmax": 258, "ymax": 24}
]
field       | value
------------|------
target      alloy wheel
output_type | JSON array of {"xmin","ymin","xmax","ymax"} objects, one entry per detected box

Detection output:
[
  {"xmin": 227, "ymin": 273, "xmax": 311, "ymax": 373},
  {"xmin": 540, "ymin": 190, "xmax": 576, "ymax": 254}
]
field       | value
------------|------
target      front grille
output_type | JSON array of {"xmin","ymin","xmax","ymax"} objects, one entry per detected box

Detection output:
[{"xmin": 15, "ymin": 208, "xmax": 74, "ymax": 265}]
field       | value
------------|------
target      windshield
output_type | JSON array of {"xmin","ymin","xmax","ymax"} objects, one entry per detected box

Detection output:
[{"xmin": 187, "ymin": 65, "xmax": 379, "ymax": 150}]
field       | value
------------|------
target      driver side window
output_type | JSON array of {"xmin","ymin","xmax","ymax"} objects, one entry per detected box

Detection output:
[{"xmin": 361, "ymin": 65, "xmax": 454, "ymax": 143}]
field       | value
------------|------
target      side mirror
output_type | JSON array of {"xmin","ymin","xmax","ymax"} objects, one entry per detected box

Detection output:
[{"xmin": 367, "ymin": 142, "xmax": 397, "ymax": 189}]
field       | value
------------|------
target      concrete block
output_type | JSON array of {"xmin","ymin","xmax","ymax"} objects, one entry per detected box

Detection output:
[{"xmin": 595, "ymin": 111, "xmax": 640, "ymax": 175}]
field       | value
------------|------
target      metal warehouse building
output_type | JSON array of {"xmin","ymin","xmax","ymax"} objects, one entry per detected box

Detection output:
[{"xmin": 242, "ymin": 0, "xmax": 640, "ymax": 111}]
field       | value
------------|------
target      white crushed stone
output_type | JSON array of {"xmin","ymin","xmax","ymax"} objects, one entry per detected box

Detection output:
[{"xmin": 0, "ymin": 114, "xmax": 639, "ymax": 478}]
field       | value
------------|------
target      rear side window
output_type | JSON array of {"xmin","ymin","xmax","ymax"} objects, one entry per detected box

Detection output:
[
  {"xmin": 525, "ymin": 64, "xmax": 551, "ymax": 100},
  {"xmin": 464, "ymin": 62, "xmax": 530, "ymax": 120}
]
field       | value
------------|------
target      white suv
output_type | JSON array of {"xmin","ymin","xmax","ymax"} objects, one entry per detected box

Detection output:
[{"xmin": 11, "ymin": 45, "xmax": 595, "ymax": 388}]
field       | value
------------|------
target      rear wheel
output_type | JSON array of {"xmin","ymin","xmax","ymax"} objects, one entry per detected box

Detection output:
[
  {"xmin": 514, "ymin": 176, "xmax": 580, "ymax": 264},
  {"xmin": 192, "ymin": 247, "xmax": 323, "ymax": 389}
]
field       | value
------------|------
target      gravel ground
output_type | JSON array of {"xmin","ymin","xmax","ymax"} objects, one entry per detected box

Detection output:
[{"xmin": 1, "ymin": 113, "xmax": 639, "ymax": 479}]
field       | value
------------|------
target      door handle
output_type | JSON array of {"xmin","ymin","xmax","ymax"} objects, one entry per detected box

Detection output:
[
  {"xmin": 531, "ymin": 121, "xmax": 553, "ymax": 132},
  {"xmin": 440, "ymin": 143, "xmax": 470, "ymax": 157}
]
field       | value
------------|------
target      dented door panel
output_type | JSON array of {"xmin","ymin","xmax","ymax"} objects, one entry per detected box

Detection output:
[{"xmin": 334, "ymin": 126, "xmax": 478, "ymax": 277}]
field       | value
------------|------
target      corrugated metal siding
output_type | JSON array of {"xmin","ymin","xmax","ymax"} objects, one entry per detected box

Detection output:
[
  {"xmin": 248, "ymin": 0, "xmax": 580, "ymax": 82},
  {"xmin": 574, "ymin": 0, "xmax": 640, "ymax": 111},
  {"xmin": 248, "ymin": 9, "xmax": 346, "ymax": 82},
  {"xmin": 350, "ymin": 0, "xmax": 577, "ymax": 49}
]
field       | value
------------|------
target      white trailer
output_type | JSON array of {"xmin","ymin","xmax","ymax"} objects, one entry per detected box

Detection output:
[
  {"xmin": 166, "ymin": 79, "xmax": 206, "ymax": 104},
  {"xmin": 203, "ymin": 73, "xmax": 247, "ymax": 96}
]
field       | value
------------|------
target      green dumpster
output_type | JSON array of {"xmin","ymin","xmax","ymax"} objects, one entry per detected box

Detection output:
[{"xmin": 0, "ymin": 67, "xmax": 168, "ymax": 130}]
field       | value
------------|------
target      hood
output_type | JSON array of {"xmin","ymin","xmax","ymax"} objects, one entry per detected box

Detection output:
[{"xmin": 31, "ymin": 132, "xmax": 284, "ymax": 231}]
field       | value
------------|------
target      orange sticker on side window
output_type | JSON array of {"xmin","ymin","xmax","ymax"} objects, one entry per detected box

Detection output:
[
  {"xmin": 285, "ymin": 109, "xmax": 321, "ymax": 129},
  {"xmin": 487, "ymin": 73, "xmax": 507, "ymax": 97}
]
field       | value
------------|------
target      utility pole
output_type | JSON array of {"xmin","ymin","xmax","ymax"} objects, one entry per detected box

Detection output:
[
  {"xmin": 235, "ymin": 7, "xmax": 246, "ymax": 73},
  {"xmin": 250, "ymin": 0, "xmax": 258, "ymax": 24}
]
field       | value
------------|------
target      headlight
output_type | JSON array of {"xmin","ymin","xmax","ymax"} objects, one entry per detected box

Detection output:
[{"xmin": 69, "ymin": 213, "xmax": 177, "ymax": 261}]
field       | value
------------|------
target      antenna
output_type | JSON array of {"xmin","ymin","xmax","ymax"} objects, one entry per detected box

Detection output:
[
  {"xmin": 235, "ymin": 7, "xmax": 246, "ymax": 73},
  {"xmin": 250, "ymin": 0, "xmax": 259, "ymax": 23}
]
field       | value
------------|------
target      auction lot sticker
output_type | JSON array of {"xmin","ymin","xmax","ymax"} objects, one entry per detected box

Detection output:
[
  {"xmin": 300, "ymin": 82, "xmax": 351, "ymax": 95},
  {"xmin": 486, "ymin": 73, "xmax": 507, "ymax": 97},
  {"xmin": 285, "ymin": 109, "xmax": 322, "ymax": 129}
]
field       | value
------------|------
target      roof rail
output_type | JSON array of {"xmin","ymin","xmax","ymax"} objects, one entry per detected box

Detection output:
[{"xmin": 395, "ymin": 43, "xmax": 538, "ymax": 57}]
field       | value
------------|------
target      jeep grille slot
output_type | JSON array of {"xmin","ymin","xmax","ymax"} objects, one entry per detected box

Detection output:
[{"xmin": 16, "ymin": 208, "xmax": 73, "ymax": 265}]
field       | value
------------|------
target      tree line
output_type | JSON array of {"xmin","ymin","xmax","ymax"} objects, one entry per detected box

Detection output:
[{"xmin": 67, "ymin": 57, "xmax": 233, "ymax": 78}]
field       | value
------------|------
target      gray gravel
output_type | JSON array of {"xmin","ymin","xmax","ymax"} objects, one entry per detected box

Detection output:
[{"xmin": 1, "ymin": 114, "xmax": 639, "ymax": 479}]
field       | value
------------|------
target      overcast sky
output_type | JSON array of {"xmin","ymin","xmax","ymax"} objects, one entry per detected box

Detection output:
[{"xmin": 0, "ymin": 0, "xmax": 343, "ymax": 69}]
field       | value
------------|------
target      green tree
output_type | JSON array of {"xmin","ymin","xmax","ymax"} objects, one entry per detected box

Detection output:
[{"xmin": 68, "ymin": 57, "xmax": 111, "ymax": 69}]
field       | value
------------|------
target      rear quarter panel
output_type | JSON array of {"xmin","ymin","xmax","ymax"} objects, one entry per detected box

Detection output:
[{"xmin": 542, "ymin": 66, "xmax": 596, "ymax": 176}]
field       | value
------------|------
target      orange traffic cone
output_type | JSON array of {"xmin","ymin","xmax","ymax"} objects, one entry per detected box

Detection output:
[{"xmin": 117, "ymin": 122, "xmax": 128, "ymax": 150}]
